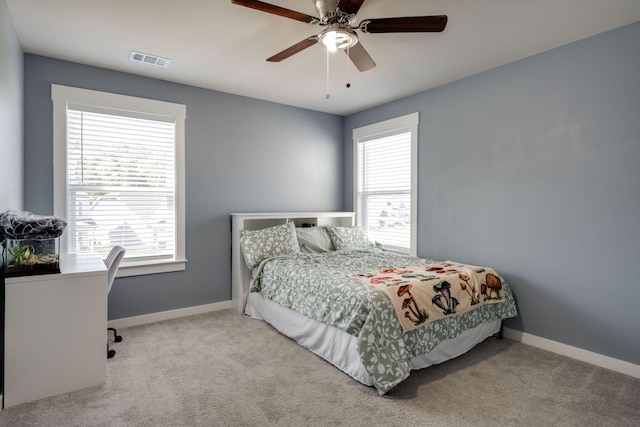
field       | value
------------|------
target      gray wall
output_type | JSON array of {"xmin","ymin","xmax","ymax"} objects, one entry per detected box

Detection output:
[
  {"xmin": 12, "ymin": 2, "xmax": 640, "ymax": 368},
  {"xmin": 344, "ymin": 22, "xmax": 640, "ymax": 366},
  {"xmin": 23, "ymin": 55, "xmax": 344, "ymax": 319},
  {"xmin": 0, "ymin": 0, "xmax": 23, "ymax": 211}
]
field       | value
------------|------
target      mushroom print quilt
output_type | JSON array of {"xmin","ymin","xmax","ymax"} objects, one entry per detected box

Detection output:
[
  {"xmin": 348, "ymin": 262, "xmax": 506, "ymax": 333},
  {"xmin": 251, "ymin": 248, "xmax": 517, "ymax": 394}
]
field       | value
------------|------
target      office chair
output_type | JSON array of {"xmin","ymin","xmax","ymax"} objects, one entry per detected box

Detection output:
[{"xmin": 104, "ymin": 245, "xmax": 126, "ymax": 358}]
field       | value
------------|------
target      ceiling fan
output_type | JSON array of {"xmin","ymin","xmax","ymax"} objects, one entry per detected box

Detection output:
[{"xmin": 231, "ymin": 0, "xmax": 447, "ymax": 72}]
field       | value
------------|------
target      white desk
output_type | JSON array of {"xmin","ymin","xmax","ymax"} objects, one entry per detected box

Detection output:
[{"xmin": 4, "ymin": 254, "xmax": 107, "ymax": 408}]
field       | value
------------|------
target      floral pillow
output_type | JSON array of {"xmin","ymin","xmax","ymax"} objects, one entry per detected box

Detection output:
[
  {"xmin": 240, "ymin": 222, "xmax": 301, "ymax": 270},
  {"xmin": 326, "ymin": 225, "xmax": 374, "ymax": 251}
]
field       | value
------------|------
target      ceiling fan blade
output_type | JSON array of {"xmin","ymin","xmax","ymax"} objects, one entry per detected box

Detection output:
[
  {"xmin": 359, "ymin": 15, "xmax": 447, "ymax": 33},
  {"xmin": 346, "ymin": 42, "xmax": 376, "ymax": 72},
  {"xmin": 267, "ymin": 37, "xmax": 319, "ymax": 62},
  {"xmin": 231, "ymin": 0, "xmax": 318, "ymax": 24},
  {"xmin": 337, "ymin": 0, "xmax": 366, "ymax": 15}
]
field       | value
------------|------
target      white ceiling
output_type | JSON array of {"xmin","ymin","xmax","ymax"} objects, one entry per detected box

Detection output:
[{"xmin": 6, "ymin": 0, "xmax": 640, "ymax": 116}]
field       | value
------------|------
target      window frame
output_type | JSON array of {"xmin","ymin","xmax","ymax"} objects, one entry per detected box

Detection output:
[
  {"xmin": 52, "ymin": 84, "xmax": 186, "ymax": 277},
  {"xmin": 353, "ymin": 112, "xmax": 418, "ymax": 256}
]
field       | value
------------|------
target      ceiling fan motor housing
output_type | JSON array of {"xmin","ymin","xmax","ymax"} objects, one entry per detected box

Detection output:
[
  {"xmin": 315, "ymin": 0, "xmax": 355, "ymax": 25},
  {"xmin": 315, "ymin": 0, "xmax": 338, "ymax": 19}
]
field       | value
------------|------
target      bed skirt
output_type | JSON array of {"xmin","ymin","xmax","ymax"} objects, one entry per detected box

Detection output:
[{"xmin": 245, "ymin": 292, "xmax": 501, "ymax": 388}]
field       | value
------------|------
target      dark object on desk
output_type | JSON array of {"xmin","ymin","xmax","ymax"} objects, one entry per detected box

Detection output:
[
  {"xmin": 3, "ymin": 238, "xmax": 61, "ymax": 277},
  {"xmin": 1, "ymin": 210, "xmax": 66, "ymax": 278},
  {"xmin": 0, "ymin": 210, "xmax": 67, "ymax": 240}
]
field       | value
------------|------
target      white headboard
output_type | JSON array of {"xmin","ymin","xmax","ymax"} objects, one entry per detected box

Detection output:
[{"xmin": 230, "ymin": 212, "xmax": 355, "ymax": 313}]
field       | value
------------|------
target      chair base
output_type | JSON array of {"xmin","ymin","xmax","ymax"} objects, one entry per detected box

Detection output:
[
  {"xmin": 107, "ymin": 327, "xmax": 122, "ymax": 358},
  {"xmin": 109, "ymin": 327, "xmax": 123, "ymax": 342}
]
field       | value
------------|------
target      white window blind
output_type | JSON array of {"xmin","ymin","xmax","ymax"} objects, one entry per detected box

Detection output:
[
  {"xmin": 66, "ymin": 109, "xmax": 176, "ymax": 262},
  {"xmin": 353, "ymin": 112, "xmax": 418, "ymax": 255},
  {"xmin": 357, "ymin": 132, "xmax": 412, "ymax": 252}
]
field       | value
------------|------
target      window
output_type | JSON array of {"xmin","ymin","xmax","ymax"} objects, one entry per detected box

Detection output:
[
  {"xmin": 52, "ymin": 85, "xmax": 186, "ymax": 276},
  {"xmin": 353, "ymin": 113, "xmax": 418, "ymax": 255}
]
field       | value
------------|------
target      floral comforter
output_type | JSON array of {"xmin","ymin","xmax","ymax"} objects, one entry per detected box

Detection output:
[{"xmin": 251, "ymin": 248, "xmax": 517, "ymax": 394}]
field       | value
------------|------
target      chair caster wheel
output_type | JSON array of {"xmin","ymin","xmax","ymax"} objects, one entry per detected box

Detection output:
[
  {"xmin": 107, "ymin": 349, "xmax": 116, "ymax": 358},
  {"xmin": 115, "ymin": 335, "xmax": 123, "ymax": 343}
]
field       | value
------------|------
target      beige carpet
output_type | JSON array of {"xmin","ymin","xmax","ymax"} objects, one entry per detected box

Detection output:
[{"xmin": 1, "ymin": 309, "xmax": 639, "ymax": 426}]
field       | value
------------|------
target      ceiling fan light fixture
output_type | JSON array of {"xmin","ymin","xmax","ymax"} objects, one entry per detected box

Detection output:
[{"xmin": 320, "ymin": 27, "xmax": 358, "ymax": 52}]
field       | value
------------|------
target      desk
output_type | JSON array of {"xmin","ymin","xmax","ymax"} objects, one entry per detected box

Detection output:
[{"xmin": 4, "ymin": 254, "xmax": 107, "ymax": 407}]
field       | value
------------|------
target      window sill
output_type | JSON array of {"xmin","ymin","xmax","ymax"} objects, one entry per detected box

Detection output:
[{"xmin": 117, "ymin": 259, "xmax": 187, "ymax": 278}]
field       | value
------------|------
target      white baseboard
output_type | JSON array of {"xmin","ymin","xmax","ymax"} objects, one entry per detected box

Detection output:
[
  {"xmin": 503, "ymin": 327, "xmax": 640, "ymax": 379},
  {"xmin": 108, "ymin": 300, "xmax": 232, "ymax": 330}
]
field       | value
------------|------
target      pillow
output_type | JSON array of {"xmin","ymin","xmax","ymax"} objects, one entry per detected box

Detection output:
[
  {"xmin": 296, "ymin": 226, "xmax": 335, "ymax": 253},
  {"xmin": 240, "ymin": 222, "xmax": 301, "ymax": 270},
  {"xmin": 326, "ymin": 225, "xmax": 374, "ymax": 251}
]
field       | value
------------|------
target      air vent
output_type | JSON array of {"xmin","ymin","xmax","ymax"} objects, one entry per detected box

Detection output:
[{"xmin": 129, "ymin": 51, "xmax": 171, "ymax": 68}]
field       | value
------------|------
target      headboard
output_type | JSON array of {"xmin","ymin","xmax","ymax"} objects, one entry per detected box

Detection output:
[{"xmin": 230, "ymin": 212, "xmax": 355, "ymax": 313}]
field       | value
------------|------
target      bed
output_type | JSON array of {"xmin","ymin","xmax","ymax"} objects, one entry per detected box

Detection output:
[{"xmin": 231, "ymin": 212, "xmax": 517, "ymax": 394}]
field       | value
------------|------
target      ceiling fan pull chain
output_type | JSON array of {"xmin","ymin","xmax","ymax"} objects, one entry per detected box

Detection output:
[
  {"xmin": 326, "ymin": 48, "xmax": 331, "ymax": 99},
  {"xmin": 346, "ymin": 47, "xmax": 351, "ymax": 88}
]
